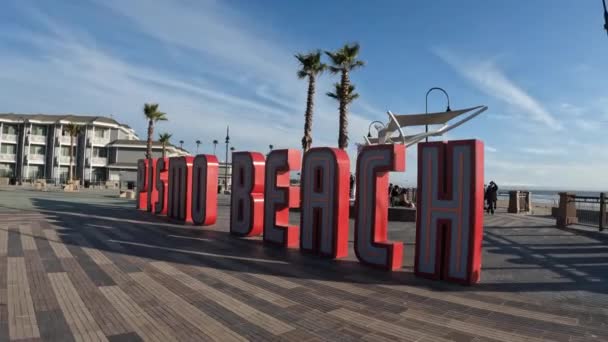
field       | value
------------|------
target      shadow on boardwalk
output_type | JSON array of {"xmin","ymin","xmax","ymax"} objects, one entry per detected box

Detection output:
[{"xmin": 4, "ymin": 196, "xmax": 608, "ymax": 298}]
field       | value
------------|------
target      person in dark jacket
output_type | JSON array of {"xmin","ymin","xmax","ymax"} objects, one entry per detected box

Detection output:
[{"xmin": 486, "ymin": 181, "xmax": 498, "ymax": 214}]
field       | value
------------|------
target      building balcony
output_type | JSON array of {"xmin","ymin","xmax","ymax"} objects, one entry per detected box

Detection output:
[
  {"xmin": 26, "ymin": 154, "xmax": 45, "ymax": 164},
  {"xmin": 87, "ymin": 157, "xmax": 108, "ymax": 166},
  {"xmin": 87, "ymin": 137, "xmax": 110, "ymax": 146},
  {"xmin": 1, "ymin": 134, "xmax": 18, "ymax": 143},
  {"xmin": 56, "ymin": 136, "xmax": 74, "ymax": 145},
  {"xmin": 27, "ymin": 135, "xmax": 47, "ymax": 144},
  {"xmin": 0, "ymin": 154, "xmax": 16, "ymax": 163},
  {"xmin": 55, "ymin": 156, "xmax": 71, "ymax": 165}
]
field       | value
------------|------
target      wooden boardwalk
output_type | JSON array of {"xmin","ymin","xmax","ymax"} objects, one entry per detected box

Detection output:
[{"xmin": 0, "ymin": 190, "xmax": 607, "ymax": 341}]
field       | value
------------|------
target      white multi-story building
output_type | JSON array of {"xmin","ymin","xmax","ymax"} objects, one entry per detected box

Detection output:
[{"xmin": 0, "ymin": 113, "xmax": 188, "ymax": 186}]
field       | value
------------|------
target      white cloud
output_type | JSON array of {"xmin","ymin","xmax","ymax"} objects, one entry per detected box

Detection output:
[
  {"xmin": 434, "ymin": 48, "xmax": 562, "ymax": 131},
  {"xmin": 520, "ymin": 147, "xmax": 566, "ymax": 156},
  {"xmin": 485, "ymin": 145, "xmax": 497, "ymax": 153}
]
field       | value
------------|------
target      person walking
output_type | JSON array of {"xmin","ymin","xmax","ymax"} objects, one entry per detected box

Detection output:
[
  {"xmin": 486, "ymin": 181, "xmax": 498, "ymax": 215},
  {"xmin": 349, "ymin": 174, "xmax": 355, "ymax": 199},
  {"xmin": 490, "ymin": 181, "xmax": 499, "ymax": 211}
]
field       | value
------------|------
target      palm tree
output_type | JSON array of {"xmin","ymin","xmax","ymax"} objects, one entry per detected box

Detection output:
[
  {"xmin": 143, "ymin": 103, "xmax": 167, "ymax": 159},
  {"xmin": 295, "ymin": 51, "xmax": 326, "ymax": 152},
  {"xmin": 64, "ymin": 123, "xmax": 81, "ymax": 184},
  {"xmin": 196, "ymin": 140, "xmax": 201, "ymax": 153},
  {"xmin": 213, "ymin": 139, "xmax": 218, "ymax": 155},
  {"xmin": 325, "ymin": 43, "xmax": 365, "ymax": 149},
  {"xmin": 326, "ymin": 83, "xmax": 359, "ymax": 104},
  {"xmin": 158, "ymin": 133, "xmax": 172, "ymax": 159}
]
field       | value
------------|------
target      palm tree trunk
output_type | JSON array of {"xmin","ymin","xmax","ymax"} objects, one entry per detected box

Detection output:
[
  {"xmin": 146, "ymin": 120, "xmax": 154, "ymax": 159},
  {"xmin": 338, "ymin": 71, "xmax": 350, "ymax": 149},
  {"xmin": 302, "ymin": 75, "xmax": 316, "ymax": 152},
  {"xmin": 162, "ymin": 143, "xmax": 166, "ymax": 159},
  {"xmin": 68, "ymin": 134, "xmax": 74, "ymax": 183}
]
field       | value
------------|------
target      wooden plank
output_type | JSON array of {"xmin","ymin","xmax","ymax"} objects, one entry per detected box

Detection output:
[
  {"xmin": 247, "ymin": 272, "xmax": 301, "ymax": 289},
  {"xmin": 328, "ymin": 308, "xmax": 451, "ymax": 342},
  {"xmin": 149, "ymin": 262, "xmax": 295, "ymax": 335},
  {"xmin": 43, "ymin": 229, "xmax": 74, "ymax": 258},
  {"xmin": 129, "ymin": 271, "xmax": 246, "ymax": 342},
  {"xmin": 377, "ymin": 283, "xmax": 579, "ymax": 326},
  {"xmin": 20, "ymin": 224, "xmax": 37, "ymax": 251},
  {"xmin": 0, "ymin": 226, "xmax": 8, "ymax": 256},
  {"xmin": 402, "ymin": 308, "xmax": 546, "ymax": 342},
  {"xmin": 81, "ymin": 247, "xmax": 113, "ymax": 265},
  {"xmin": 7, "ymin": 257, "xmax": 41, "ymax": 340},
  {"xmin": 99, "ymin": 285, "xmax": 177, "ymax": 342},
  {"xmin": 48, "ymin": 272, "xmax": 107, "ymax": 342},
  {"xmin": 181, "ymin": 263, "xmax": 296, "ymax": 308}
]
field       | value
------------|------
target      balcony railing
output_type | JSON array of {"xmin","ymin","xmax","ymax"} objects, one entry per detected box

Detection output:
[
  {"xmin": 55, "ymin": 156, "xmax": 71, "ymax": 165},
  {"xmin": 26, "ymin": 154, "xmax": 45, "ymax": 163},
  {"xmin": 88, "ymin": 137, "xmax": 110, "ymax": 146},
  {"xmin": 1, "ymin": 134, "xmax": 18, "ymax": 143},
  {"xmin": 0, "ymin": 154, "xmax": 16, "ymax": 162},
  {"xmin": 28, "ymin": 135, "xmax": 46, "ymax": 144},
  {"xmin": 56, "ymin": 136, "xmax": 74, "ymax": 145},
  {"xmin": 87, "ymin": 157, "xmax": 108, "ymax": 166}
]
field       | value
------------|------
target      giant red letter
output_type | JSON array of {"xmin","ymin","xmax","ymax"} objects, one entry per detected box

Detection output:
[
  {"xmin": 230, "ymin": 152, "xmax": 265, "ymax": 236},
  {"xmin": 191, "ymin": 154, "xmax": 219, "ymax": 225},
  {"xmin": 415, "ymin": 140, "xmax": 484, "ymax": 285},
  {"xmin": 154, "ymin": 158, "xmax": 169, "ymax": 215},
  {"xmin": 263, "ymin": 149, "xmax": 301, "ymax": 247},
  {"xmin": 354, "ymin": 144, "xmax": 405, "ymax": 270},
  {"xmin": 136, "ymin": 159, "xmax": 149, "ymax": 210},
  {"xmin": 300, "ymin": 148, "xmax": 350, "ymax": 258},
  {"xmin": 167, "ymin": 156, "xmax": 194, "ymax": 223}
]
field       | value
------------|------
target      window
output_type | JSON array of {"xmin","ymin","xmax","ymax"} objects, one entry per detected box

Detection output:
[
  {"xmin": 2, "ymin": 125, "xmax": 17, "ymax": 135},
  {"xmin": 60, "ymin": 146, "xmax": 74, "ymax": 157},
  {"xmin": 94, "ymin": 129, "xmax": 107, "ymax": 138},
  {"xmin": 31, "ymin": 125, "xmax": 47, "ymax": 136},
  {"xmin": 30, "ymin": 145, "xmax": 45, "ymax": 155},
  {"xmin": 27, "ymin": 165, "xmax": 44, "ymax": 179},
  {"xmin": 93, "ymin": 147, "xmax": 107, "ymax": 158},
  {"xmin": 0, "ymin": 163, "xmax": 14, "ymax": 177},
  {"xmin": 0, "ymin": 144, "xmax": 16, "ymax": 154}
]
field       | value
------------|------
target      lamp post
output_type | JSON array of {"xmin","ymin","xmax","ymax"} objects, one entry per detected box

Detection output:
[
  {"xmin": 269, "ymin": 144, "xmax": 273, "ymax": 151},
  {"xmin": 179, "ymin": 140, "xmax": 184, "ymax": 149},
  {"xmin": 603, "ymin": 0, "xmax": 608, "ymax": 36},
  {"xmin": 195, "ymin": 140, "xmax": 201, "ymax": 153},
  {"xmin": 367, "ymin": 120, "xmax": 385, "ymax": 139},
  {"xmin": 213, "ymin": 139, "xmax": 218, "ymax": 155},
  {"xmin": 425, "ymin": 87, "xmax": 451, "ymax": 143},
  {"xmin": 224, "ymin": 126, "xmax": 230, "ymax": 191}
]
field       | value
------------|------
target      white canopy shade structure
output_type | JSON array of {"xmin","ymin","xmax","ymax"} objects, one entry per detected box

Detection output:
[{"xmin": 363, "ymin": 105, "xmax": 487, "ymax": 147}]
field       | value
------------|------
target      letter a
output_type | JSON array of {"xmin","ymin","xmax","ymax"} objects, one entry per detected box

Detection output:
[
  {"xmin": 136, "ymin": 159, "xmax": 149, "ymax": 210},
  {"xmin": 354, "ymin": 144, "xmax": 405, "ymax": 270},
  {"xmin": 191, "ymin": 154, "xmax": 219, "ymax": 225},
  {"xmin": 300, "ymin": 148, "xmax": 350, "ymax": 258},
  {"xmin": 154, "ymin": 158, "xmax": 169, "ymax": 215},
  {"xmin": 415, "ymin": 140, "xmax": 484, "ymax": 285},
  {"xmin": 263, "ymin": 149, "xmax": 301, "ymax": 247},
  {"xmin": 167, "ymin": 156, "xmax": 194, "ymax": 223},
  {"xmin": 230, "ymin": 152, "xmax": 265, "ymax": 236}
]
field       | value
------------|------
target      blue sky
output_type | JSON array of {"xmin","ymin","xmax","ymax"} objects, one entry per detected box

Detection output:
[{"xmin": 1, "ymin": 1, "xmax": 607, "ymax": 190}]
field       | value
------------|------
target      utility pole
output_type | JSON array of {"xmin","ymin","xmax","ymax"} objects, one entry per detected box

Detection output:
[{"xmin": 224, "ymin": 126, "xmax": 230, "ymax": 192}]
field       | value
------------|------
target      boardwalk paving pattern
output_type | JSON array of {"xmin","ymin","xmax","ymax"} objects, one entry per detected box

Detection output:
[{"xmin": 0, "ymin": 188, "xmax": 607, "ymax": 341}]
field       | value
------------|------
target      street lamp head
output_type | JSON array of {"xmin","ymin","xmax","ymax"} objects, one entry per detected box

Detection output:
[
  {"xmin": 367, "ymin": 131, "xmax": 372, "ymax": 138},
  {"xmin": 446, "ymin": 105, "xmax": 451, "ymax": 112}
]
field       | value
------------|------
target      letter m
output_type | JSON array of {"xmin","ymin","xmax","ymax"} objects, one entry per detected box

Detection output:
[{"xmin": 415, "ymin": 140, "xmax": 484, "ymax": 285}]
